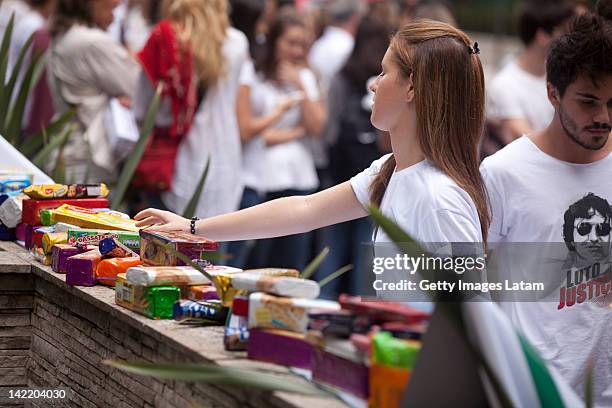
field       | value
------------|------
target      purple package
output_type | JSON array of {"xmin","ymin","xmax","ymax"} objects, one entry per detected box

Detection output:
[
  {"xmin": 52, "ymin": 244, "xmax": 94, "ymax": 274},
  {"xmin": 66, "ymin": 249, "xmax": 102, "ymax": 286},
  {"xmin": 312, "ymin": 349, "xmax": 369, "ymax": 399},
  {"xmin": 15, "ymin": 223, "xmax": 26, "ymax": 242},
  {"xmin": 247, "ymin": 328, "xmax": 313, "ymax": 370}
]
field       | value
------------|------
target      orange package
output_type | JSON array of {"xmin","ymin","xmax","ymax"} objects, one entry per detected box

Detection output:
[
  {"xmin": 369, "ymin": 364, "xmax": 411, "ymax": 408},
  {"xmin": 96, "ymin": 257, "xmax": 142, "ymax": 287}
]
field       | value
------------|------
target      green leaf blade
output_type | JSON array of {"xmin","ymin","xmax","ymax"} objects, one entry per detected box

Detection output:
[{"xmin": 182, "ymin": 155, "xmax": 211, "ymax": 219}]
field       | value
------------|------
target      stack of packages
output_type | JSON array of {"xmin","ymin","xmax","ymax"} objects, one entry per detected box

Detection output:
[
  {"xmin": 0, "ymin": 171, "xmax": 33, "ymax": 240},
  {"xmin": 115, "ymin": 229, "xmax": 231, "ymax": 320}
]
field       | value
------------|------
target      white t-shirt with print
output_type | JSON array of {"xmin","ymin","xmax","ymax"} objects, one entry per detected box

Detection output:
[
  {"xmin": 350, "ymin": 154, "xmax": 482, "ymax": 244},
  {"xmin": 481, "ymin": 136, "xmax": 612, "ymax": 406},
  {"xmin": 487, "ymin": 61, "xmax": 554, "ymax": 132}
]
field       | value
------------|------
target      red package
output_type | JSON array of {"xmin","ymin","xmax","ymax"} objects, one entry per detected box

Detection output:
[
  {"xmin": 338, "ymin": 294, "xmax": 430, "ymax": 324},
  {"xmin": 22, "ymin": 198, "xmax": 109, "ymax": 225}
]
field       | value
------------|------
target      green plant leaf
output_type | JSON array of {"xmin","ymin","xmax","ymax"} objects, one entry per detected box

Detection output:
[
  {"xmin": 103, "ymin": 360, "xmax": 329, "ymax": 396},
  {"xmin": 4, "ymin": 49, "xmax": 45, "ymax": 144},
  {"xmin": 19, "ymin": 109, "xmax": 76, "ymax": 157},
  {"xmin": 0, "ymin": 13, "xmax": 16, "ymax": 132},
  {"xmin": 31, "ymin": 124, "xmax": 73, "ymax": 168},
  {"xmin": 151, "ymin": 240, "xmax": 214, "ymax": 283},
  {"xmin": 182, "ymin": 155, "xmax": 211, "ymax": 219},
  {"xmin": 300, "ymin": 247, "xmax": 329, "ymax": 279},
  {"xmin": 111, "ymin": 83, "xmax": 162, "ymax": 210},
  {"xmin": 318, "ymin": 264, "xmax": 353, "ymax": 288}
]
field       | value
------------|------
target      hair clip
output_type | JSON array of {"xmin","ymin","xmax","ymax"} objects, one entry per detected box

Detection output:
[{"xmin": 468, "ymin": 42, "xmax": 480, "ymax": 55}]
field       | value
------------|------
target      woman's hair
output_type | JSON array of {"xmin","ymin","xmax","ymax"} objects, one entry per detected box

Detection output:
[
  {"xmin": 51, "ymin": 0, "xmax": 95, "ymax": 37},
  {"xmin": 369, "ymin": 19, "xmax": 490, "ymax": 242},
  {"xmin": 341, "ymin": 17, "xmax": 392, "ymax": 90},
  {"xmin": 162, "ymin": 0, "xmax": 229, "ymax": 87},
  {"xmin": 256, "ymin": 10, "xmax": 306, "ymax": 80},
  {"xmin": 230, "ymin": 0, "xmax": 265, "ymax": 57}
]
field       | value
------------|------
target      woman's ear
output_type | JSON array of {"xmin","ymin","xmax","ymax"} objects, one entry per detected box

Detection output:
[{"xmin": 405, "ymin": 73, "xmax": 415, "ymax": 104}]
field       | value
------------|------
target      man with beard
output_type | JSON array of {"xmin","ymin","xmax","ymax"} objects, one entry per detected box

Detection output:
[{"xmin": 481, "ymin": 12, "xmax": 612, "ymax": 405}]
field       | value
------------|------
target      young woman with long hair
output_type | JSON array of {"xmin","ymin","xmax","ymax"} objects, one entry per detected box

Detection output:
[{"xmin": 135, "ymin": 20, "xmax": 489, "ymax": 258}]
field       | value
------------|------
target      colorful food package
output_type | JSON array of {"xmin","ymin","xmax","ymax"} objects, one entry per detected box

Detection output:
[
  {"xmin": 15, "ymin": 222, "xmax": 26, "ymax": 242},
  {"xmin": 21, "ymin": 198, "xmax": 109, "ymax": 225},
  {"xmin": 67, "ymin": 229, "xmax": 140, "ymax": 250},
  {"xmin": 139, "ymin": 230, "xmax": 218, "ymax": 266},
  {"xmin": 30, "ymin": 247, "xmax": 52, "ymax": 266},
  {"xmin": 115, "ymin": 274, "xmax": 180, "ymax": 319},
  {"xmin": 247, "ymin": 328, "xmax": 313, "ymax": 369},
  {"xmin": 172, "ymin": 300, "xmax": 228, "ymax": 324},
  {"xmin": 99, "ymin": 236, "xmax": 138, "ymax": 258},
  {"xmin": 243, "ymin": 268, "xmax": 299, "ymax": 278},
  {"xmin": 224, "ymin": 312, "xmax": 249, "ymax": 351},
  {"xmin": 230, "ymin": 273, "xmax": 320, "ymax": 299},
  {"xmin": 53, "ymin": 204, "xmax": 138, "ymax": 231},
  {"xmin": 39, "ymin": 209, "xmax": 54, "ymax": 226},
  {"xmin": 25, "ymin": 224, "xmax": 42, "ymax": 250},
  {"xmin": 308, "ymin": 310, "xmax": 371, "ymax": 338},
  {"xmin": 66, "ymin": 249, "xmax": 102, "ymax": 286},
  {"xmin": 0, "ymin": 194, "xmax": 26, "ymax": 228},
  {"xmin": 23, "ymin": 183, "xmax": 109, "ymax": 199},
  {"xmin": 125, "ymin": 265, "xmax": 230, "ymax": 286},
  {"xmin": 372, "ymin": 331, "xmax": 421, "ymax": 370},
  {"xmin": 41, "ymin": 232, "xmax": 68, "ymax": 254},
  {"xmin": 96, "ymin": 257, "xmax": 142, "ymax": 287},
  {"xmin": 231, "ymin": 295, "xmax": 249, "ymax": 317},
  {"xmin": 51, "ymin": 244, "xmax": 96, "ymax": 273},
  {"xmin": 0, "ymin": 172, "xmax": 32, "ymax": 195},
  {"xmin": 312, "ymin": 348, "xmax": 370, "ymax": 399},
  {"xmin": 338, "ymin": 294, "xmax": 430, "ymax": 324},
  {"xmin": 216, "ymin": 267, "xmax": 297, "ymax": 307},
  {"xmin": 368, "ymin": 364, "xmax": 411, "ymax": 408},
  {"xmin": 188, "ymin": 285, "xmax": 220, "ymax": 301},
  {"xmin": 248, "ymin": 293, "xmax": 340, "ymax": 333}
]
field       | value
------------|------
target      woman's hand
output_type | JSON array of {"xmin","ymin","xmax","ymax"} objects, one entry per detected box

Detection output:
[{"xmin": 134, "ymin": 209, "xmax": 190, "ymax": 232}]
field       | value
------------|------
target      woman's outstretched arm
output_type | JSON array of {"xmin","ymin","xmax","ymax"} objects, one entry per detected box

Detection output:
[{"xmin": 134, "ymin": 181, "xmax": 368, "ymax": 241}]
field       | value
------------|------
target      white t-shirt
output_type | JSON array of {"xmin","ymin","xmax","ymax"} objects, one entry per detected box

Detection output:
[
  {"xmin": 162, "ymin": 28, "xmax": 249, "ymax": 218},
  {"xmin": 481, "ymin": 136, "xmax": 612, "ymax": 406},
  {"xmin": 350, "ymin": 154, "xmax": 482, "ymax": 243},
  {"xmin": 308, "ymin": 26, "xmax": 354, "ymax": 94},
  {"xmin": 487, "ymin": 60, "xmax": 554, "ymax": 132},
  {"xmin": 241, "ymin": 68, "xmax": 321, "ymax": 194}
]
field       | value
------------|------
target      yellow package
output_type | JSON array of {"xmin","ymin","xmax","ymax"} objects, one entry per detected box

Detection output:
[
  {"xmin": 53, "ymin": 204, "xmax": 139, "ymax": 232},
  {"xmin": 24, "ymin": 184, "xmax": 109, "ymax": 199},
  {"xmin": 216, "ymin": 268, "xmax": 300, "ymax": 307},
  {"xmin": 41, "ymin": 232, "xmax": 68, "ymax": 255}
]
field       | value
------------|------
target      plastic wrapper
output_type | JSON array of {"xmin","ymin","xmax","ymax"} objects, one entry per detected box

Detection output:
[
  {"xmin": 41, "ymin": 232, "xmax": 68, "ymax": 255},
  {"xmin": 243, "ymin": 268, "xmax": 299, "ymax": 278},
  {"xmin": 372, "ymin": 331, "xmax": 420, "ymax": 370},
  {"xmin": 67, "ymin": 229, "xmax": 140, "ymax": 250},
  {"xmin": 21, "ymin": 198, "xmax": 109, "ymax": 225},
  {"xmin": 216, "ymin": 267, "xmax": 297, "ymax": 307},
  {"xmin": 0, "ymin": 194, "xmax": 26, "ymax": 228},
  {"xmin": 39, "ymin": 209, "xmax": 54, "ymax": 226},
  {"xmin": 23, "ymin": 183, "xmax": 109, "ymax": 199},
  {"xmin": 51, "ymin": 244, "xmax": 95, "ymax": 274},
  {"xmin": 248, "ymin": 293, "xmax": 340, "ymax": 333},
  {"xmin": 231, "ymin": 273, "xmax": 320, "ymax": 299},
  {"xmin": 188, "ymin": 285, "xmax": 220, "ymax": 301},
  {"xmin": 247, "ymin": 328, "xmax": 312, "ymax": 369},
  {"xmin": 115, "ymin": 274, "xmax": 179, "ymax": 319},
  {"xmin": 125, "ymin": 265, "xmax": 228, "ymax": 286},
  {"xmin": 66, "ymin": 249, "xmax": 102, "ymax": 286},
  {"xmin": 140, "ymin": 230, "xmax": 218, "ymax": 266},
  {"xmin": 99, "ymin": 236, "xmax": 138, "ymax": 258},
  {"xmin": 30, "ymin": 247, "xmax": 52, "ymax": 266},
  {"xmin": 172, "ymin": 300, "xmax": 228, "ymax": 324},
  {"xmin": 52, "ymin": 204, "xmax": 138, "ymax": 231},
  {"xmin": 338, "ymin": 294, "xmax": 430, "ymax": 324},
  {"xmin": 0, "ymin": 172, "xmax": 32, "ymax": 195},
  {"xmin": 308, "ymin": 310, "xmax": 371, "ymax": 338},
  {"xmin": 224, "ymin": 312, "xmax": 249, "ymax": 351},
  {"xmin": 96, "ymin": 257, "xmax": 142, "ymax": 286}
]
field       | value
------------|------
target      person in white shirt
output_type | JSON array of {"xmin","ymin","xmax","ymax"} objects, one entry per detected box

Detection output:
[
  {"xmin": 135, "ymin": 20, "xmax": 490, "ymax": 272},
  {"xmin": 481, "ymin": 13, "xmax": 612, "ymax": 405},
  {"xmin": 486, "ymin": 0, "xmax": 575, "ymax": 146}
]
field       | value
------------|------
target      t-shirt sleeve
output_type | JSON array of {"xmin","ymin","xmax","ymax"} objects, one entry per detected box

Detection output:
[
  {"xmin": 350, "ymin": 153, "xmax": 393, "ymax": 208},
  {"xmin": 421, "ymin": 209, "xmax": 482, "ymax": 243},
  {"xmin": 239, "ymin": 59, "xmax": 256, "ymax": 87},
  {"xmin": 86, "ymin": 36, "xmax": 139, "ymax": 98},
  {"xmin": 299, "ymin": 69, "xmax": 321, "ymax": 101},
  {"xmin": 480, "ymin": 160, "xmax": 506, "ymax": 242}
]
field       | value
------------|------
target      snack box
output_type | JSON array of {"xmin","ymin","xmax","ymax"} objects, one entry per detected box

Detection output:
[
  {"xmin": 66, "ymin": 249, "xmax": 102, "ymax": 286},
  {"xmin": 188, "ymin": 285, "xmax": 220, "ymax": 301},
  {"xmin": 231, "ymin": 273, "xmax": 320, "ymax": 299},
  {"xmin": 125, "ymin": 265, "xmax": 241, "ymax": 287},
  {"xmin": 216, "ymin": 267, "xmax": 298, "ymax": 307},
  {"xmin": 312, "ymin": 347, "xmax": 370, "ymax": 399},
  {"xmin": 172, "ymin": 300, "xmax": 228, "ymax": 324},
  {"xmin": 0, "ymin": 172, "xmax": 32, "ymax": 195},
  {"xmin": 115, "ymin": 274, "xmax": 179, "ymax": 319},
  {"xmin": 23, "ymin": 183, "xmax": 108, "ymax": 200},
  {"xmin": 247, "ymin": 328, "xmax": 313, "ymax": 369},
  {"xmin": 53, "ymin": 204, "xmax": 138, "ymax": 231},
  {"xmin": 67, "ymin": 229, "xmax": 140, "ymax": 250},
  {"xmin": 338, "ymin": 294, "xmax": 430, "ymax": 324},
  {"xmin": 96, "ymin": 257, "xmax": 142, "ymax": 287},
  {"xmin": 52, "ymin": 244, "xmax": 96, "ymax": 274},
  {"xmin": 22, "ymin": 198, "xmax": 109, "ymax": 225},
  {"xmin": 140, "ymin": 230, "xmax": 218, "ymax": 266}
]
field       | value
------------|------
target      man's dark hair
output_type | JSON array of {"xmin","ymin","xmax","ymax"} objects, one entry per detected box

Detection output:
[
  {"xmin": 518, "ymin": 0, "xmax": 574, "ymax": 46},
  {"xmin": 563, "ymin": 193, "xmax": 612, "ymax": 250},
  {"xmin": 546, "ymin": 13, "xmax": 612, "ymax": 96},
  {"xmin": 230, "ymin": 0, "xmax": 266, "ymax": 57},
  {"xmin": 597, "ymin": 0, "xmax": 612, "ymax": 20}
]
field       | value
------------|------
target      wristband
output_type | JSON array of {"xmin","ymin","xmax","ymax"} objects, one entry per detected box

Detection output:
[{"xmin": 190, "ymin": 217, "xmax": 199, "ymax": 235}]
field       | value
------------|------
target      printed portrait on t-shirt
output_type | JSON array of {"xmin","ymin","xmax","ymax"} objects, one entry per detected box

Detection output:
[{"xmin": 558, "ymin": 193, "xmax": 612, "ymax": 310}]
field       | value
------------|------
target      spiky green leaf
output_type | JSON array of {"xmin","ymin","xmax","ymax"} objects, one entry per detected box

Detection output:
[
  {"xmin": 182, "ymin": 155, "xmax": 211, "ymax": 219},
  {"xmin": 19, "ymin": 109, "xmax": 76, "ymax": 157},
  {"xmin": 31, "ymin": 124, "xmax": 73, "ymax": 168},
  {"xmin": 0, "ymin": 13, "xmax": 16, "ymax": 131},
  {"xmin": 318, "ymin": 264, "xmax": 353, "ymax": 288},
  {"xmin": 300, "ymin": 247, "xmax": 329, "ymax": 279}
]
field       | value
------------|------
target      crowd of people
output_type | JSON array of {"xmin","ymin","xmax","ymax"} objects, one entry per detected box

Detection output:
[{"xmin": 1, "ymin": 0, "xmax": 612, "ymax": 404}]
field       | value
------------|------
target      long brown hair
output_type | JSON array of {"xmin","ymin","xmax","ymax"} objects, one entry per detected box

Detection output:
[{"xmin": 369, "ymin": 19, "xmax": 490, "ymax": 242}]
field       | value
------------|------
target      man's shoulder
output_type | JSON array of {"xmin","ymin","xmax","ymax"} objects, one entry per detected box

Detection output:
[{"xmin": 481, "ymin": 137, "xmax": 532, "ymax": 172}]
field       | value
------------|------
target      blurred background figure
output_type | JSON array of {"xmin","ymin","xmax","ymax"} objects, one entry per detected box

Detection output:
[
  {"xmin": 483, "ymin": 0, "xmax": 575, "ymax": 156},
  {"xmin": 48, "ymin": 0, "xmax": 139, "ymax": 183},
  {"xmin": 413, "ymin": 0, "xmax": 456, "ymax": 26},
  {"xmin": 8, "ymin": 0, "xmax": 57, "ymax": 137},
  {"xmin": 228, "ymin": 11, "xmax": 326, "ymax": 270},
  {"xmin": 314, "ymin": 16, "xmax": 392, "ymax": 298},
  {"xmin": 230, "ymin": 0, "xmax": 267, "ymax": 60},
  {"xmin": 597, "ymin": 0, "xmax": 612, "ymax": 19},
  {"xmin": 107, "ymin": 0, "xmax": 160, "ymax": 53},
  {"xmin": 160, "ymin": 0, "xmax": 250, "ymax": 223},
  {"xmin": 0, "ymin": 0, "xmax": 30, "ymax": 40}
]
